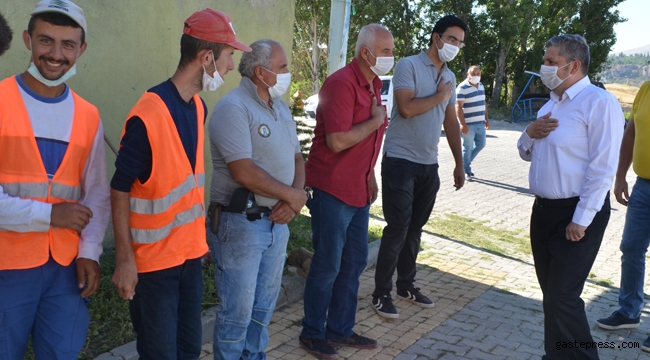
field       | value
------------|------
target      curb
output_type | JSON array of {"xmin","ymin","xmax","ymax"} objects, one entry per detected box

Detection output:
[{"xmin": 94, "ymin": 239, "xmax": 382, "ymax": 359}]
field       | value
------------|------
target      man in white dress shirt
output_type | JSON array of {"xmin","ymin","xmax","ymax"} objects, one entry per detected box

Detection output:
[{"xmin": 517, "ymin": 34, "xmax": 624, "ymax": 360}]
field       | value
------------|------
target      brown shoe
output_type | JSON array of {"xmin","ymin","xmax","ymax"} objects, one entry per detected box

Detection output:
[{"xmin": 329, "ymin": 333, "xmax": 378, "ymax": 349}]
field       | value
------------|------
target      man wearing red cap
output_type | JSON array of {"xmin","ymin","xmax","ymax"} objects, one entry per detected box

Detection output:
[
  {"xmin": 110, "ymin": 8, "xmax": 251, "ymax": 360},
  {"xmin": 0, "ymin": 1, "xmax": 110, "ymax": 359}
]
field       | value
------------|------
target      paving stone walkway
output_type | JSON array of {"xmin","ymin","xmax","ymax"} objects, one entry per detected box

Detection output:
[{"xmin": 192, "ymin": 119, "xmax": 650, "ymax": 359}]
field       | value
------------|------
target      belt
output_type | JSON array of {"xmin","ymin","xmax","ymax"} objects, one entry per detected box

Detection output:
[
  {"xmin": 219, "ymin": 204, "xmax": 272, "ymax": 215},
  {"xmin": 534, "ymin": 196, "xmax": 580, "ymax": 208}
]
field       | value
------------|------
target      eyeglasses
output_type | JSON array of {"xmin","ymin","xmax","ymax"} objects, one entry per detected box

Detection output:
[{"xmin": 439, "ymin": 33, "xmax": 465, "ymax": 49}]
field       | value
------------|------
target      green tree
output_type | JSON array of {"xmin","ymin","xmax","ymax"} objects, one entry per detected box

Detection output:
[{"xmin": 292, "ymin": 0, "xmax": 330, "ymax": 96}]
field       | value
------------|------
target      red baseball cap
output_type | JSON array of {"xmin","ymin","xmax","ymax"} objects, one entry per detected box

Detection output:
[{"xmin": 183, "ymin": 9, "xmax": 251, "ymax": 52}]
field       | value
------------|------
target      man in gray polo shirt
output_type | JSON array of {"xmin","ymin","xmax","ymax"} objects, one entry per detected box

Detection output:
[
  {"xmin": 372, "ymin": 15, "xmax": 467, "ymax": 319},
  {"xmin": 207, "ymin": 38, "xmax": 307, "ymax": 360}
]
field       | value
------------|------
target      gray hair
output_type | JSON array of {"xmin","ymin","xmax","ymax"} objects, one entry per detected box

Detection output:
[
  {"xmin": 355, "ymin": 23, "xmax": 387, "ymax": 57},
  {"xmin": 546, "ymin": 34, "xmax": 590, "ymax": 74},
  {"xmin": 238, "ymin": 39, "xmax": 282, "ymax": 78}
]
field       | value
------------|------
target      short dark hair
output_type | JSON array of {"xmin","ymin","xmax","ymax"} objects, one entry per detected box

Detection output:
[
  {"xmin": 0, "ymin": 12, "xmax": 12, "ymax": 56},
  {"xmin": 178, "ymin": 34, "xmax": 228, "ymax": 70},
  {"xmin": 429, "ymin": 15, "xmax": 467, "ymax": 46},
  {"xmin": 28, "ymin": 12, "xmax": 85, "ymax": 45}
]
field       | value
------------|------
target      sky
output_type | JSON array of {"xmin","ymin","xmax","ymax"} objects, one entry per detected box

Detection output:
[{"xmin": 611, "ymin": 0, "xmax": 650, "ymax": 53}]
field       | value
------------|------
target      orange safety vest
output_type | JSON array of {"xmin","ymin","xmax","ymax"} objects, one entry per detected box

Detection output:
[
  {"xmin": 0, "ymin": 75, "xmax": 99, "ymax": 270},
  {"xmin": 123, "ymin": 92, "xmax": 207, "ymax": 273}
]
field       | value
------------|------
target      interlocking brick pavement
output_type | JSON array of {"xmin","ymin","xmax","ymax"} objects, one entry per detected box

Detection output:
[{"xmin": 193, "ymin": 119, "xmax": 650, "ymax": 360}]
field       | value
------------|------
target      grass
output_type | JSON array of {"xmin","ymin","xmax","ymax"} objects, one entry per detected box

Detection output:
[
  {"xmin": 43, "ymin": 211, "xmax": 381, "ymax": 359},
  {"xmin": 371, "ymin": 206, "xmax": 531, "ymax": 260},
  {"xmin": 425, "ymin": 213, "xmax": 531, "ymax": 259}
]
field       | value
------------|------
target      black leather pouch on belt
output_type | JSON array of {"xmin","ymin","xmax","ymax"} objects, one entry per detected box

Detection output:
[{"xmin": 207, "ymin": 202, "xmax": 221, "ymax": 235}]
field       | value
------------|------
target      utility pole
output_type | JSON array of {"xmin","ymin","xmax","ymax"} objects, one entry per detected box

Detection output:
[{"xmin": 327, "ymin": 0, "xmax": 351, "ymax": 76}]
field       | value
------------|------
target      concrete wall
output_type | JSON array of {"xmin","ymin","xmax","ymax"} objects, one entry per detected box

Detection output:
[{"xmin": 0, "ymin": 0, "xmax": 296, "ymax": 197}]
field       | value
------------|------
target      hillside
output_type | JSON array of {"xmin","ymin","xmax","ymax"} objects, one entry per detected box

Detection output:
[
  {"xmin": 600, "ymin": 53, "xmax": 649, "ymax": 87},
  {"xmin": 621, "ymin": 44, "xmax": 650, "ymax": 55}
]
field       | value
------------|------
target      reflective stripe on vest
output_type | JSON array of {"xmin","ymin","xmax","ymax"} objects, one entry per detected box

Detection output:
[
  {"xmin": 130, "ymin": 203, "xmax": 204, "ymax": 244},
  {"xmin": 129, "ymin": 173, "xmax": 205, "ymax": 215},
  {"xmin": 0, "ymin": 182, "xmax": 81, "ymax": 201}
]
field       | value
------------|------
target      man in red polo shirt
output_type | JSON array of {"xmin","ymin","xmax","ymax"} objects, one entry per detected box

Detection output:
[{"xmin": 299, "ymin": 23, "xmax": 394, "ymax": 359}]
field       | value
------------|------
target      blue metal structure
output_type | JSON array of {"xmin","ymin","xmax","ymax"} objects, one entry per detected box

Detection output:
[{"xmin": 512, "ymin": 71, "xmax": 550, "ymax": 122}]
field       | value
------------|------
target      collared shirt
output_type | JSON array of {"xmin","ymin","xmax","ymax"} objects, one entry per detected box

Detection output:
[
  {"xmin": 0, "ymin": 75, "xmax": 110, "ymax": 262},
  {"xmin": 209, "ymin": 77, "xmax": 300, "ymax": 208},
  {"xmin": 305, "ymin": 58, "xmax": 387, "ymax": 207},
  {"xmin": 630, "ymin": 81, "xmax": 650, "ymax": 178},
  {"xmin": 456, "ymin": 79, "xmax": 486, "ymax": 124},
  {"xmin": 517, "ymin": 76, "xmax": 624, "ymax": 226},
  {"xmin": 383, "ymin": 51, "xmax": 457, "ymax": 165}
]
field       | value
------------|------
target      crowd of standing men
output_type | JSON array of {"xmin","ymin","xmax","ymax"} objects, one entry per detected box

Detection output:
[{"xmin": 0, "ymin": 1, "xmax": 649, "ymax": 360}]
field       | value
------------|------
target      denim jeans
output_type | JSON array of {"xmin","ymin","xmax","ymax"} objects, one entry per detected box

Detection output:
[
  {"xmin": 301, "ymin": 188, "xmax": 369, "ymax": 340},
  {"xmin": 208, "ymin": 212, "xmax": 289, "ymax": 360},
  {"xmin": 0, "ymin": 256, "xmax": 89, "ymax": 360},
  {"xmin": 461, "ymin": 121, "xmax": 487, "ymax": 174},
  {"xmin": 129, "ymin": 257, "xmax": 203, "ymax": 360},
  {"xmin": 373, "ymin": 157, "xmax": 440, "ymax": 297},
  {"xmin": 618, "ymin": 177, "xmax": 650, "ymax": 319}
]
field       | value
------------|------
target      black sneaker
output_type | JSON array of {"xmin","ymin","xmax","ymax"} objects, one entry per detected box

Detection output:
[
  {"xmin": 372, "ymin": 295, "xmax": 399, "ymax": 319},
  {"xmin": 642, "ymin": 334, "xmax": 650, "ymax": 353},
  {"xmin": 299, "ymin": 336, "xmax": 339, "ymax": 359},
  {"xmin": 397, "ymin": 287, "xmax": 435, "ymax": 308},
  {"xmin": 596, "ymin": 310, "xmax": 640, "ymax": 330},
  {"xmin": 329, "ymin": 333, "xmax": 378, "ymax": 349}
]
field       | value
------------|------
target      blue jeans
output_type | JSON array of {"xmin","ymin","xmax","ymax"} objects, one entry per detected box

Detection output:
[
  {"xmin": 462, "ymin": 121, "xmax": 487, "ymax": 174},
  {"xmin": 208, "ymin": 212, "xmax": 289, "ymax": 360},
  {"xmin": 0, "ymin": 256, "xmax": 89, "ymax": 360},
  {"xmin": 129, "ymin": 258, "xmax": 203, "ymax": 360},
  {"xmin": 301, "ymin": 188, "xmax": 369, "ymax": 340},
  {"xmin": 618, "ymin": 177, "xmax": 650, "ymax": 319}
]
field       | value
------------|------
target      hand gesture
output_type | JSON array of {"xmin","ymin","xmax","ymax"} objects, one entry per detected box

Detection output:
[
  {"xmin": 112, "ymin": 257, "xmax": 138, "ymax": 300},
  {"xmin": 437, "ymin": 76, "xmax": 453, "ymax": 102},
  {"xmin": 369, "ymin": 96, "xmax": 386, "ymax": 130},
  {"xmin": 526, "ymin": 113, "xmax": 559, "ymax": 139},
  {"xmin": 270, "ymin": 200, "xmax": 297, "ymax": 224},
  {"xmin": 453, "ymin": 166, "xmax": 465, "ymax": 190},
  {"xmin": 51, "ymin": 203, "xmax": 93, "ymax": 233},
  {"xmin": 287, "ymin": 188, "xmax": 308, "ymax": 214},
  {"xmin": 77, "ymin": 258, "xmax": 101, "ymax": 298},
  {"xmin": 613, "ymin": 176, "xmax": 630, "ymax": 206}
]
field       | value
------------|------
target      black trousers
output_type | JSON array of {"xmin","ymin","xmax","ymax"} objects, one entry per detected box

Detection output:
[
  {"xmin": 531, "ymin": 195, "xmax": 611, "ymax": 360},
  {"xmin": 373, "ymin": 156, "xmax": 440, "ymax": 296}
]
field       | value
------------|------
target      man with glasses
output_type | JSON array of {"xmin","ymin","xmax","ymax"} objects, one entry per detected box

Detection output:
[{"xmin": 371, "ymin": 15, "xmax": 467, "ymax": 319}]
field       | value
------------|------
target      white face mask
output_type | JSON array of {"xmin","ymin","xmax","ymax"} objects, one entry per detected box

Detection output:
[
  {"xmin": 366, "ymin": 50, "xmax": 394, "ymax": 76},
  {"xmin": 469, "ymin": 76, "xmax": 480, "ymax": 84},
  {"xmin": 27, "ymin": 38, "xmax": 77, "ymax": 87},
  {"xmin": 436, "ymin": 35, "xmax": 460, "ymax": 62},
  {"xmin": 262, "ymin": 69, "xmax": 291, "ymax": 98},
  {"xmin": 539, "ymin": 61, "xmax": 573, "ymax": 90},
  {"xmin": 202, "ymin": 52, "xmax": 224, "ymax": 92}
]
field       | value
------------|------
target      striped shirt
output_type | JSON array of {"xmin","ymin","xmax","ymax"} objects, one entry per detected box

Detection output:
[{"xmin": 456, "ymin": 79, "xmax": 486, "ymax": 124}]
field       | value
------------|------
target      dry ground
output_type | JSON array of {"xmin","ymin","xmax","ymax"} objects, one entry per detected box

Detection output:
[{"xmin": 606, "ymin": 82, "xmax": 640, "ymax": 112}]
